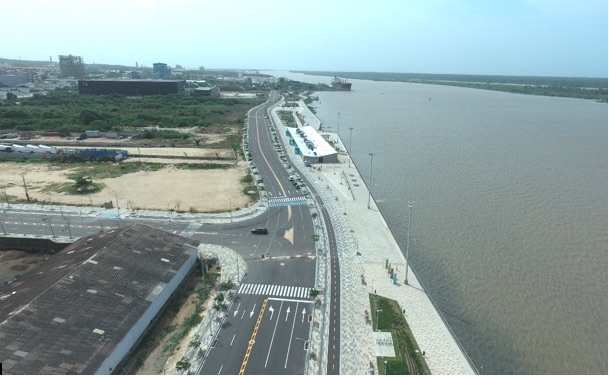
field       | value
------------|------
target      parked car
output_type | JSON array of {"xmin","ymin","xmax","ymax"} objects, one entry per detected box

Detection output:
[{"xmin": 251, "ymin": 228, "xmax": 268, "ymax": 235}]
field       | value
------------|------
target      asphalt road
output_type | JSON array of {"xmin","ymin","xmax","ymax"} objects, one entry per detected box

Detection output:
[{"xmin": 198, "ymin": 93, "xmax": 318, "ymax": 374}]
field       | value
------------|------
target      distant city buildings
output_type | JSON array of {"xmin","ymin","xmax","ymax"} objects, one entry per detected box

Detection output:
[
  {"xmin": 0, "ymin": 56, "xmax": 274, "ymax": 99},
  {"xmin": 152, "ymin": 62, "xmax": 171, "ymax": 79}
]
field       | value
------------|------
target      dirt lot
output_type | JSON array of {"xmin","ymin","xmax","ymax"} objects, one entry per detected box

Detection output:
[{"xmin": 0, "ymin": 160, "xmax": 252, "ymax": 213}]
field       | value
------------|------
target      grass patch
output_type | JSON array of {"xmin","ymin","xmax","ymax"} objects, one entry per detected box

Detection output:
[
  {"xmin": 370, "ymin": 294, "xmax": 430, "ymax": 375},
  {"xmin": 162, "ymin": 272, "xmax": 219, "ymax": 355},
  {"xmin": 66, "ymin": 161, "xmax": 164, "ymax": 181},
  {"xmin": 277, "ymin": 110, "xmax": 298, "ymax": 128}
]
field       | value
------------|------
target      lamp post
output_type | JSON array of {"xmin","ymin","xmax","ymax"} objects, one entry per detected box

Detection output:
[
  {"xmin": 348, "ymin": 127, "xmax": 354, "ymax": 168},
  {"xmin": 65, "ymin": 217, "xmax": 73, "ymax": 239},
  {"xmin": 115, "ymin": 192, "xmax": 120, "ymax": 216},
  {"xmin": 337, "ymin": 112, "xmax": 340, "ymax": 141},
  {"xmin": 295, "ymin": 337, "xmax": 311, "ymax": 374},
  {"xmin": 405, "ymin": 200, "xmax": 414, "ymax": 285},
  {"xmin": 367, "ymin": 153, "xmax": 375, "ymax": 209},
  {"xmin": 2, "ymin": 190, "xmax": 10, "ymax": 208},
  {"xmin": 236, "ymin": 255, "xmax": 240, "ymax": 282},
  {"xmin": 42, "ymin": 216, "xmax": 56, "ymax": 239}
]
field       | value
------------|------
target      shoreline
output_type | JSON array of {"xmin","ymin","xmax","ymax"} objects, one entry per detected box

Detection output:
[{"xmin": 269, "ymin": 96, "xmax": 476, "ymax": 374}]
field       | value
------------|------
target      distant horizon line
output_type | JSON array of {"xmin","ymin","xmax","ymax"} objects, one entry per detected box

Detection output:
[{"xmin": 0, "ymin": 57, "xmax": 606, "ymax": 79}]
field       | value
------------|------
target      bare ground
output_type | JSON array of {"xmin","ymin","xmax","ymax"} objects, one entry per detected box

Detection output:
[{"xmin": 0, "ymin": 160, "xmax": 253, "ymax": 213}]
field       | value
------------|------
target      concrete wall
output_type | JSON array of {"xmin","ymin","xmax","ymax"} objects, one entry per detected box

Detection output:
[{"xmin": 0, "ymin": 236, "xmax": 72, "ymax": 253}]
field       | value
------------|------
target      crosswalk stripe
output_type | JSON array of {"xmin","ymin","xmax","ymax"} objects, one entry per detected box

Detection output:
[{"xmin": 237, "ymin": 284, "xmax": 313, "ymax": 300}]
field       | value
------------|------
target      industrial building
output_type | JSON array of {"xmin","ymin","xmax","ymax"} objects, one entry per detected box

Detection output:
[
  {"xmin": 0, "ymin": 74, "xmax": 30, "ymax": 87},
  {"xmin": 0, "ymin": 223, "xmax": 200, "ymax": 374},
  {"xmin": 193, "ymin": 86, "xmax": 220, "ymax": 97},
  {"xmin": 287, "ymin": 125, "xmax": 338, "ymax": 163},
  {"xmin": 59, "ymin": 55, "xmax": 86, "ymax": 78},
  {"xmin": 152, "ymin": 62, "xmax": 171, "ymax": 78},
  {"xmin": 78, "ymin": 79, "xmax": 186, "ymax": 96}
]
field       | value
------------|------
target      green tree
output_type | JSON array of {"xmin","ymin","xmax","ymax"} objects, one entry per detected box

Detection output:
[
  {"xmin": 175, "ymin": 357, "xmax": 191, "ymax": 372},
  {"xmin": 79, "ymin": 110, "xmax": 102, "ymax": 125}
]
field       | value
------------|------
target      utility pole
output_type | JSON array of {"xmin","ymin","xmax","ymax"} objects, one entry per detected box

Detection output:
[
  {"xmin": 367, "ymin": 153, "xmax": 375, "ymax": 209},
  {"xmin": 114, "ymin": 192, "xmax": 120, "ymax": 216},
  {"xmin": 2, "ymin": 190, "xmax": 9, "ymax": 209},
  {"xmin": 42, "ymin": 216, "xmax": 56, "ymax": 239},
  {"xmin": 404, "ymin": 200, "xmax": 414, "ymax": 285},
  {"xmin": 348, "ymin": 127, "xmax": 354, "ymax": 168},
  {"xmin": 22, "ymin": 175, "xmax": 30, "ymax": 203},
  {"xmin": 65, "ymin": 218, "xmax": 73, "ymax": 239},
  {"xmin": 337, "ymin": 112, "xmax": 341, "ymax": 143}
]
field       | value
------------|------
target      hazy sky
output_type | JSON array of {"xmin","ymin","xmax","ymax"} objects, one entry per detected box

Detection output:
[{"xmin": 3, "ymin": 0, "xmax": 607, "ymax": 77}]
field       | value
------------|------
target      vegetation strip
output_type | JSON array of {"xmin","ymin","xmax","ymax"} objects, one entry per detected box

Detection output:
[{"xmin": 370, "ymin": 294, "xmax": 430, "ymax": 375}]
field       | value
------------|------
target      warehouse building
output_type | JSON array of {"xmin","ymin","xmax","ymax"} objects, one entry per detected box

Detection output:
[
  {"xmin": 0, "ymin": 223, "xmax": 199, "ymax": 374},
  {"xmin": 0, "ymin": 74, "xmax": 30, "ymax": 87},
  {"xmin": 78, "ymin": 79, "xmax": 185, "ymax": 96},
  {"xmin": 193, "ymin": 86, "xmax": 220, "ymax": 97}
]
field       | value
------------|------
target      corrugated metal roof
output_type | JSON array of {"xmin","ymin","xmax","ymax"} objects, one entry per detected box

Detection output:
[{"xmin": 0, "ymin": 223, "xmax": 199, "ymax": 374}]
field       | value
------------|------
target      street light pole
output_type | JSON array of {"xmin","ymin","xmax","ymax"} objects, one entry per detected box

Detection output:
[
  {"xmin": 65, "ymin": 217, "xmax": 73, "ymax": 239},
  {"xmin": 348, "ymin": 127, "xmax": 354, "ymax": 168},
  {"xmin": 337, "ymin": 112, "xmax": 340, "ymax": 141},
  {"xmin": 2, "ymin": 190, "xmax": 10, "ymax": 208},
  {"xmin": 43, "ymin": 216, "xmax": 56, "ymax": 239},
  {"xmin": 367, "ymin": 152, "xmax": 375, "ymax": 209},
  {"xmin": 404, "ymin": 200, "xmax": 414, "ymax": 285}
]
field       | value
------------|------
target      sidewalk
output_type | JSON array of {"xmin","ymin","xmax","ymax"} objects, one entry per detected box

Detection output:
[{"xmin": 270, "ymin": 99, "xmax": 475, "ymax": 374}]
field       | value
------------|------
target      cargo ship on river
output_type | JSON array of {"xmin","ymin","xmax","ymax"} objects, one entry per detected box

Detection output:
[{"xmin": 332, "ymin": 76, "xmax": 352, "ymax": 91}]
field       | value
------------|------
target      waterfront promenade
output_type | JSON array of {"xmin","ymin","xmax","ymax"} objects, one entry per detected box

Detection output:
[{"xmin": 271, "ymin": 99, "xmax": 475, "ymax": 375}]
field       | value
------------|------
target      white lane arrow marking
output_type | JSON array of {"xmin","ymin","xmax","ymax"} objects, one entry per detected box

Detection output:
[
  {"xmin": 269, "ymin": 305, "xmax": 275, "ymax": 320},
  {"xmin": 250, "ymin": 303, "xmax": 256, "ymax": 318},
  {"xmin": 286, "ymin": 306, "xmax": 291, "ymax": 321},
  {"xmin": 234, "ymin": 303, "xmax": 241, "ymax": 317},
  {"xmin": 302, "ymin": 308, "xmax": 306, "ymax": 323}
]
